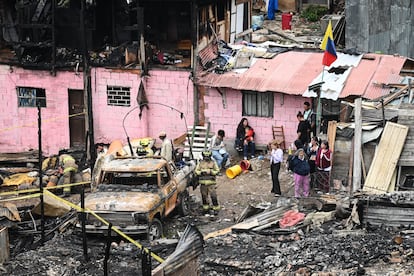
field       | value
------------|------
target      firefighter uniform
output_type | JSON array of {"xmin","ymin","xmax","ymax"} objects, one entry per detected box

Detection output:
[
  {"xmin": 58, "ymin": 154, "xmax": 78, "ymax": 195},
  {"xmin": 195, "ymin": 151, "xmax": 220, "ymax": 214}
]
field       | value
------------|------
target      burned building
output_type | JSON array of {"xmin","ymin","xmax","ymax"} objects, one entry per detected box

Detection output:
[{"xmin": 0, "ymin": 0, "xmax": 252, "ymax": 156}]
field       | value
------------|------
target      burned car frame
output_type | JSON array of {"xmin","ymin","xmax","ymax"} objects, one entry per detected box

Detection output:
[{"xmin": 78, "ymin": 155, "xmax": 196, "ymax": 240}]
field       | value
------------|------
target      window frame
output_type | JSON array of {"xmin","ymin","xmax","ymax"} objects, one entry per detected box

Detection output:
[
  {"xmin": 242, "ymin": 90, "xmax": 274, "ymax": 117},
  {"xmin": 16, "ymin": 87, "xmax": 47, "ymax": 108}
]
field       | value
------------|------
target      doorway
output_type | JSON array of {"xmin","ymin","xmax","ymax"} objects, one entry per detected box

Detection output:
[{"xmin": 68, "ymin": 89, "xmax": 86, "ymax": 148}]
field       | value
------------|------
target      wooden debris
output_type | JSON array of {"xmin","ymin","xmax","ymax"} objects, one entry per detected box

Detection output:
[
  {"xmin": 363, "ymin": 122, "xmax": 408, "ymax": 194},
  {"xmin": 0, "ymin": 151, "xmax": 39, "ymax": 165},
  {"xmin": 0, "ymin": 227, "xmax": 9, "ymax": 264}
]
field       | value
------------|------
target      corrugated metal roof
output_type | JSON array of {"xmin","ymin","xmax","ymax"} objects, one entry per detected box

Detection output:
[
  {"xmin": 197, "ymin": 51, "xmax": 322, "ymax": 95},
  {"xmin": 303, "ymin": 53, "xmax": 363, "ymax": 100},
  {"xmin": 341, "ymin": 54, "xmax": 406, "ymax": 99},
  {"xmin": 196, "ymin": 51, "xmax": 407, "ymax": 100}
]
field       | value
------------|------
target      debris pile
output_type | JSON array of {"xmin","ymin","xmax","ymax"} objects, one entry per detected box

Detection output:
[{"xmin": 201, "ymin": 221, "xmax": 414, "ymax": 275}]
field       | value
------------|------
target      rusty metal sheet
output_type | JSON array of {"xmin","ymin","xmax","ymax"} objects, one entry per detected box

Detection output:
[
  {"xmin": 85, "ymin": 192, "xmax": 161, "ymax": 212},
  {"xmin": 101, "ymin": 157, "xmax": 166, "ymax": 172}
]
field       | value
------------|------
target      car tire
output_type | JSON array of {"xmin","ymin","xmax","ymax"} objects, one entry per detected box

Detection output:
[
  {"xmin": 176, "ymin": 191, "xmax": 190, "ymax": 216},
  {"xmin": 148, "ymin": 218, "xmax": 163, "ymax": 241}
]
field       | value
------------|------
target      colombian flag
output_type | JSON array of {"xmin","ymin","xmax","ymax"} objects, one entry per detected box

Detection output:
[{"xmin": 320, "ymin": 20, "xmax": 337, "ymax": 66}]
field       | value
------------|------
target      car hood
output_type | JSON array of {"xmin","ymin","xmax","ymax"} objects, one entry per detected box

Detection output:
[{"xmin": 84, "ymin": 192, "xmax": 162, "ymax": 212}]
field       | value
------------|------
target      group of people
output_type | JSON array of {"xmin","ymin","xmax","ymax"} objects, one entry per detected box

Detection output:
[
  {"xmin": 287, "ymin": 137, "xmax": 332, "ymax": 198},
  {"xmin": 267, "ymin": 101, "xmax": 332, "ymax": 199}
]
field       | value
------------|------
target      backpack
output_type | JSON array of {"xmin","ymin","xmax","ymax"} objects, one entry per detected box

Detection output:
[{"xmin": 287, "ymin": 155, "xmax": 295, "ymax": 171}]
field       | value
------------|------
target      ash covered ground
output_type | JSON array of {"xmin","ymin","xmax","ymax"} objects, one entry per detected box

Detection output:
[{"xmin": 2, "ymin": 158, "xmax": 414, "ymax": 275}]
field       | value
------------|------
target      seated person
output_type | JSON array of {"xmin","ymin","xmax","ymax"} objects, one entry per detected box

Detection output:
[
  {"xmin": 243, "ymin": 126, "xmax": 256, "ymax": 160},
  {"xmin": 235, "ymin": 118, "xmax": 256, "ymax": 159},
  {"xmin": 209, "ymin": 129, "xmax": 229, "ymax": 169}
]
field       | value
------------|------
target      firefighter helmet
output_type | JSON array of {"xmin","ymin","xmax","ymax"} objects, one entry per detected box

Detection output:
[
  {"xmin": 140, "ymin": 138, "xmax": 150, "ymax": 146},
  {"xmin": 202, "ymin": 150, "xmax": 212, "ymax": 158}
]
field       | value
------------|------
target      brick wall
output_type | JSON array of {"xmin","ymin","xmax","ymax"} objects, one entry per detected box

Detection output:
[
  {"xmin": 0, "ymin": 65, "xmax": 83, "ymax": 154},
  {"xmin": 0, "ymin": 63, "xmax": 307, "ymax": 155},
  {"xmin": 92, "ymin": 68, "xmax": 195, "ymax": 146},
  {"xmin": 204, "ymin": 87, "xmax": 305, "ymax": 148},
  {"xmin": 0, "ymin": 65, "xmax": 194, "ymax": 155}
]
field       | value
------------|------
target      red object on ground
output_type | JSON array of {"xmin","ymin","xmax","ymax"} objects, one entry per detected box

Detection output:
[
  {"xmin": 240, "ymin": 160, "xmax": 251, "ymax": 171},
  {"xmin": 279, "ymin": 210, "xmax": 305, "ymax": 228},
  {"xmin": 282, "ymin": 13, "xmax": 292, "ymax": 30}
]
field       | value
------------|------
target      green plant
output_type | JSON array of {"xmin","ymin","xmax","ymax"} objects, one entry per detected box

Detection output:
[{"xmin": 301, "ymin": 5, "xmax": 328, "ymax": 22}]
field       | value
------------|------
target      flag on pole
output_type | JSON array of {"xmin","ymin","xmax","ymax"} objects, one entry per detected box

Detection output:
[{"xmin": 320, "ymin": 20, "xmax": 337, "ymax": 66}]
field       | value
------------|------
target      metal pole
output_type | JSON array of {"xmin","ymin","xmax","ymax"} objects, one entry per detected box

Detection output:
[
  {"xmin": 380, "ymin": 99, "xmax": 385, "ymax": 127},
  {"xmin": 191, "ymin": 1, "xmax": 199, "ymax": 126},
  {"xmin": 81, "ymin": 185, "xmax": 88, "ymax": 260},
  {"xmin": 104, "ymin": 223, "xmax": 112, "ymax": 276},
  {"xmin": 38, "ymin": 104, "xmax": 45, "ymax": 244}
]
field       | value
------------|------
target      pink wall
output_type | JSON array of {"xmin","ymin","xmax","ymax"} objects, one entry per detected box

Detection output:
[
  {"xmin": 0, "ymin": 65, "xmax": 84, "ymax": 154},
  {"xmin": 0, "ymin": 65, "xmax": 194, "ymax": 155},
  {"xmin": 92, "ymin": 68, "xmax": 195, "ymax": 146},
  {"xmin": 1, "ymin": 63, "xmax": 306, "ymax": 155},
  {"xmin": 204, "ymin": 87, "xmax": 305, "ymax": 148}
]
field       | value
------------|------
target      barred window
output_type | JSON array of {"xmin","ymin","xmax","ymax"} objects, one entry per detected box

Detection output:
[
  {"xmin": 17, "ymin": 87, "xmax": 46, "ymax": 107},
  {"xmin": 242, "ymin": 91, "xmax": 273, "ymax": 117},
  {"xmin": 107, "ymin": 86, "xmax": 131, "ymax": 106}
]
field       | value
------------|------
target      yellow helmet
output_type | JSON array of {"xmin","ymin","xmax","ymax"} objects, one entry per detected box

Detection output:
[
  {"xmin": 202, "ymin": 150, "xmax": 212, "ymax": 158},
  {"xmin": 140, "ymin": 138, "xmax": 149, "ymax": 146}
]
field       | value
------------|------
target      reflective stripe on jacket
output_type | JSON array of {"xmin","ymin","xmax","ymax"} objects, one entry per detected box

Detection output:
[{"xmin": 195, "ymin": 159, "xmax": 219, "ymax": 185}]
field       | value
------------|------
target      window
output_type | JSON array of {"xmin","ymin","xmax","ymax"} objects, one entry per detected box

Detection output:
[
  {"xmin": 242, "ymin": 91, "xmax": 274, "ymax": 117},
  {"xmin": 107, "ymin": 86, "xmax": 131, "ymax": 106},
  {"xmin": 17, "ymin": 87, "xmax": 46, "ymax": 107}
]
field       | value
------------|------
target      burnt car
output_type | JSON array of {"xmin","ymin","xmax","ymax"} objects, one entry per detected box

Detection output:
[{"xmin": 78, "ymin": 155, "xmax": 196, "ymax": 239}]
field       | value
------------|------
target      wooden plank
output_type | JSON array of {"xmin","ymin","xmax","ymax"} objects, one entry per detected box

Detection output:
[
  {"xmin": 185, "ymin": 137, "xmax": 212, "ymax": 143},
  {"xmin": 0, "ymin": 227, "xmax": 9, "ymax": 264},
  {"xmin": 363, "ymin": 122, "xmax": 409, "ymax": 194},
  {"xmin": 187, "ymin": 126, "xmax": 208, "ymax": 131},
  {"xmin": 388, "ymin": 169, "xmax": 397, "ymax": 192},
  {"xmin": 203, "ymin": 226, "xmax": 233, "ymax": 240},
  {"xmin": 327, "ymin": 120, "xmax": 337, "ymax": 153},
  {"xmin": 374, "ymin": 85, "xmax": 409, "ymax": 108},
  {"xmin": 185, "ymin": 142, "xmax": 210, "ymax": 148},
  {"xmin": 397, "ymin": 107, "xmax": 414, "ymax": 166},
  {"xmin": 353, "ymin": 98, "xmax": 362, "ymax": 192}
]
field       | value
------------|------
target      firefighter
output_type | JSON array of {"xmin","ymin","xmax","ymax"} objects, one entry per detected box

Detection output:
[
  {"xmin": 137, "ymin": 138, "xmax": 154, "ymax": 156},
  {"xmin": 58, "ymin": 154, "xmax": 78, "ymax": 196},
  {"xmin": 195, "ymin": 150, "xmax": 220, "ymax": 215}
]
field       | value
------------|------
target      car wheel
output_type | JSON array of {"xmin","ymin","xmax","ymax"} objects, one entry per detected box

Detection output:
[
  {"xmin": 177, "ymin": 191, "xmax": 190, "ymax": 216},
  {"xmin": 148, "ymin": 218, "xmax": 163, "ymax": 241}
]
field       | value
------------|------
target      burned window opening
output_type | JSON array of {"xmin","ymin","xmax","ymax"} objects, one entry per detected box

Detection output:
[{"xmin": 16, "ymin": 86, "xmax": 46, "ymax": 107}]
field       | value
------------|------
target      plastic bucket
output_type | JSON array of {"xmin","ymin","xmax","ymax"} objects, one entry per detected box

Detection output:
[
  {"xmin": 282, "ymin": 13, "xmax": 292, "ymax": 30},
  {"xmin": 240, "ymin": 160, "xmax": 251, "ymax": 171},
  {"xmin": 226, "ymin": 165, "xmax": 242, "ymax": 179}
]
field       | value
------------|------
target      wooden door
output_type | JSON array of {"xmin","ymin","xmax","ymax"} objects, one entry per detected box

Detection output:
[{"xmin": 68, "ymin": 89, "xmax": 85, "ymax": 148}]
